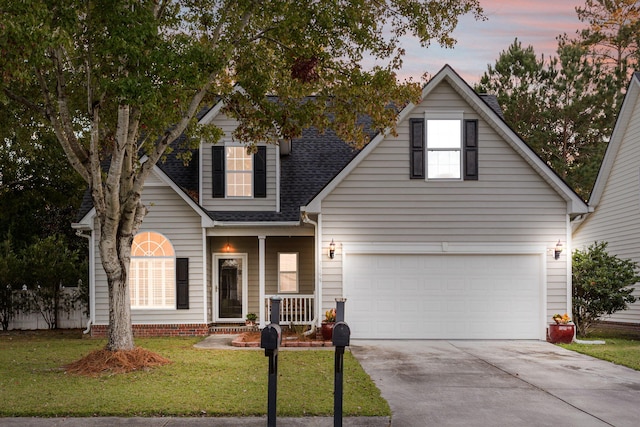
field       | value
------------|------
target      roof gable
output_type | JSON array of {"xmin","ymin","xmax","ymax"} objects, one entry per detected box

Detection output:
[
  {"xmin": 588, "ymin": 72, "xmax": 640, "ymax": 207},
  {"xmin": 303, "ymin": 65, "xmax": 589, "ymax": 215}
]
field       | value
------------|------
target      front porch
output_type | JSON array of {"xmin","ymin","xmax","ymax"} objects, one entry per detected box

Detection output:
[
  {"xmin": 265, "ymin": 294, "xmax": 315, "ymax": 325},
  {"xmin": 209, "ymin": 294, "xmax": 316, "ymax": 332},
  {"xmin": 209, "ymin": 232, "xmax": 319, "ymax": 328}
]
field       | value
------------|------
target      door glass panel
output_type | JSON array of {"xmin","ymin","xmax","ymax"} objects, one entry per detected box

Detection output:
[{"xmin": 218, "ymin": 257, "xmax": 243, "ymax": 318}]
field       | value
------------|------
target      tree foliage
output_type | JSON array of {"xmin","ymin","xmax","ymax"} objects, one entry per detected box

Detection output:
[
  {"xmin": 0, "ymin": 120, "xmax": 86, "ymax": 250},
  {"xmin": 572, "ymin": 241, "xmax": 639, "ymax": 336},
  {"xmin": 20, "ymin": 235, "xmax": 87, "ymax": 329},
  {"xmin": 0, "ymin": 236, "xmax": 87, "ymax": 330},
  {"xmin": 475, "ymin": 38, "xmax": 616, "ymax": 198},
  {"xmin": 0, "ymin": 0, "xmax": 483, "ymax": 350},
  {"xmin": 576, "ymin": 0, "xmax": 640, "ymax": 94},
  {"xmin": 475, "ymin": 39, "xmax": 547, "ymax": 141},
  {"xmin": 0, "ymin": 239, "xmax": 22, "ymax": 330},
  {"xmin": 475, "ymin": 1, "xmax": 639, "ymax": 200}
]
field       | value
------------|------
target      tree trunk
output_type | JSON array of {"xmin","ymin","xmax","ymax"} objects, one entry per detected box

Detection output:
[
  {"xmin": 53, "ymin": 288, "xmax": 59, "ymax": 329},
  {"xmin": 99, "ymin": 220, "xmax": 135, "ymax": 352},
  {"xmin": 106, "ymin": 271, "xmax": 134, "ymax": 351}
]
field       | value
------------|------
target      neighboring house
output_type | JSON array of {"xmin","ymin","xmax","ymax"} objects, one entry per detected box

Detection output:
[
  {"xmin": 573, "ymin": 72, "xmax": 640, "ymax": 325},
  {"xmin": 73, "ymin": 65, "xmax": 588, "ymax": 340}
]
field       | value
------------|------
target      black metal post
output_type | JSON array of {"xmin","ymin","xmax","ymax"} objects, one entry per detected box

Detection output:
[
  {"xmin": 334, "ymin": 346, "xmax": 345, "ymax": 427},
  {"xmin": 335, "ymin": 298, "xmax": 346, "ymax": 322},
  {"xmin": 271, "ymin": 296, "xmax": 281, "ymax": 326},
  {"xmin": 267, "ymin": 349, "xmax": 278, "ymax": 427},
  {"xmin": 263, "ymin": 296, "xmax": 282, "ymax": 427},
  {"xmin": 333, "ymin": 298, "xmax": 348, "ymax": 427}
]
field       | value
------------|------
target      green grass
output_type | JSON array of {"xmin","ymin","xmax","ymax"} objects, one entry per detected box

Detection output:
[
  {"xmin": 0, "ymin": 330, "xmax": 390, "ymax": 417},
  {"xmin": 559, "ymin": 326, "xmax": 640, "ymax": 371}
]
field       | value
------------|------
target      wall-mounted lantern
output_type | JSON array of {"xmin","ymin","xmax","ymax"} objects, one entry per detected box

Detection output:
[
  {"xmin": 554, "ymin": 240, "xmax": 563, "ymax": 260},
  {"xmin": 329, "ymin": 239, "xmax": 336, "ymax": 259}
]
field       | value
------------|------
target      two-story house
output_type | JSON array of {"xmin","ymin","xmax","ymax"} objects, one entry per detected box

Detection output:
[{"xmin": 73, "ymin": 65, "xmax": 589, "ymax": 340}]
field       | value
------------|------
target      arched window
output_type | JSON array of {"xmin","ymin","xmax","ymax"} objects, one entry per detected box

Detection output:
[{"xmin": 129, "ymin": 231, "xmax": 175, "ymax": 309}]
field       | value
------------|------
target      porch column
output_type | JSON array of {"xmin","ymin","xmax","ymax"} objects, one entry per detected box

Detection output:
[{"xmin": 259, "ymin": 235, "xmax": 266, "ymax": 328}]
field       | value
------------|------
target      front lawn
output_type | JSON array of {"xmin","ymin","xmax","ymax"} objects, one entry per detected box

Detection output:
[
  {"xmin": 0, "ymin": 330, "xmax": 390, "ymax": 417},
  {"xmin": 559, "ymin": 326, "xmax": 640, "ymax": 371}
]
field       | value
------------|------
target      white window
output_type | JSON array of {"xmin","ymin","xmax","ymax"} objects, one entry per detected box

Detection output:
[
  {"xmin": 278, "ymin": 253, "xmax": 298, "ymax": 293},
  {"xmin": 226, "ymin": 146, "xmax": 253, "ymax": 197},
  {"xmin": 426, "ymin": 119, "xmax": 462, "ymax": 179},
  {"xmin": 129, "ymin": 231, "xmax": 175, "ymax": 309}
]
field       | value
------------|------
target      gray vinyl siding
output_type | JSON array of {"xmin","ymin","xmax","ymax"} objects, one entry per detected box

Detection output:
[
  {"xmin": 573, "ymin": 94, "xmax": 640, "ymax": 324},
  {"xmin": 200, "ymin": 114, "xmax": 278, "ymax": 211},
  {"xmin": 92, "ymin": 176, "xmax": 205, "ymax": 325},
  {"xmin": 320, "ymin": 81, "xmax": 570, "ymax": 319}
]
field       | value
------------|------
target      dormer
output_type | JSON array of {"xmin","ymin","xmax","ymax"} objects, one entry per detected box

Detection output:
[{"xmin": 199, "ymin": 123, "xmax": 279, "ymax": 213}]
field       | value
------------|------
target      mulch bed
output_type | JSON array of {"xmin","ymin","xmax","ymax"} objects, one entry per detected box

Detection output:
[{"xmin": 64, "ymin": 347, "xmax": 172, "ymax": 376}]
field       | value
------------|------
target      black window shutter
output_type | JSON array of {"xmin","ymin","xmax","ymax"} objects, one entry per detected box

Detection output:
[
  {"xmin": 464, "ymin": 120, "xmax": 478, "ymax": 181},
  {"xmin": 410, "ymin": 118, "xmax": 425, "ymax": 179},
  {"xmin": 254, "ymin": 146, "xmax": 267, "ymax": 198},
  {"xmin": 212, "ymin": 146, "xmax": 225, "ymax": 198},
  {"xmin": 176, "ymin": 258, "xmax": 189, "ymax": 309}
]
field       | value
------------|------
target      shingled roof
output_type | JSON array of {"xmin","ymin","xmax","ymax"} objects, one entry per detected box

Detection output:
[
  {"xmin": 76, "ymin": 94, "xmax": 505, "ymax": 224},
  {"xmin": 209, "ymin": 125, "xmax": 363, "ymax": 222}
]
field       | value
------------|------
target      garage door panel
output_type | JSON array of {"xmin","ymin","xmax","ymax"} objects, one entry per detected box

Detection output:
[{"xmin": 345, "ymin": 253, "xmax": 542, "ymax": 339}]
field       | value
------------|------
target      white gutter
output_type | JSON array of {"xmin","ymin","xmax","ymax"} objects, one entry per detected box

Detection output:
[
  {"xmin": 276, "ymin": 144, "xmax": 281, "ymax": 213},
  {"xmin": 302, "ymin": 212, "xmax": 322, "ymax": 329},
  {"xmin": 73, "ymin": 224, "xmax": 95, "ymax": 335},
  {"xmin": 83, "ymin": 319, "xmax": 92, "ymax": 334},
  {"xmin": 202, "ymin": 228, "xmax": 208, "ymax": 325},
  {"xmin": 212, "ymin": 221, "xmax": 301, "ymax": 227}
]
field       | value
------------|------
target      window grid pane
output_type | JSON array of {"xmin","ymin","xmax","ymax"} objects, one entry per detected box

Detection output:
[
  {"xmin": 278, "ymin": 253, "xmax": 298, "ymax": 293},
  {"xmin": 426, "ymin": 120, "xmax": 461, "ymax": 148},
  {"xmin": 129, "ymin": 232, "xmax": 176, "ymax": 309},
  {"xmin": 426, "ymin": 119, "xmax": 462, "ymax": 179},
  {"xmin": 279, "ymin": 272, "xmax": 297, "ymax": 292},
  {"xmin": 226, "ymin": 146, "xmax": 253, "ymax": 197},
  {"xmin": 427, "ymin": 150, "xmax": 461, "ymax": 179}
]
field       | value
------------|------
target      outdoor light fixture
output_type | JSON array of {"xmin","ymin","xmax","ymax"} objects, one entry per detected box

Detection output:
[
  {"xmin": 554, "ymin": 240, "xmax": 563, "ymax": 260},
  {"xmin": 329, "ymin": 239, "xmax": 336, "ymax": 259}
]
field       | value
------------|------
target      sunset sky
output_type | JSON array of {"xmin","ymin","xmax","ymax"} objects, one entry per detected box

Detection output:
[{"xmin": 390, "ymin": 0, "xmax": 587, "ymax": 84}]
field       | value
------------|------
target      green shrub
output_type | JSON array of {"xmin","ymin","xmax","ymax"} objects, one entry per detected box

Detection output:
[
  {"xmin": 0, "ymin": 238, "xmax": 23, "ymax": 330},
  {"xmin": 572, "ymin": 241, "xmax": 639, "ymax": 336},
  {"xmin": 20, "ymin": 235, "xmax": 87, "ymax": 329}
]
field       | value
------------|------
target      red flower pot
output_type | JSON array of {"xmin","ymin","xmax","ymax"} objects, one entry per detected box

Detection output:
[
  {"xmin": 548, "ymin": 323, "xmax": 574, "ymax": 344},
  {"xmin": 321, "ymin": 322, "xmax": 335, "ymax": 341}
]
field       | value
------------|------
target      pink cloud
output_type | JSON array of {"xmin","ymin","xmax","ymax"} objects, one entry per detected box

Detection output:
[{"xmin": 388, "ymin": 1, "xmax": 588, "ymax": 84}]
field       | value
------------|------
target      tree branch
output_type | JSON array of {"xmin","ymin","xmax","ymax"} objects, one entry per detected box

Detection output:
[
  {"xmin": 2, "ymin": 88, "xmax": 47, "ymax": 116},
  {"xmin": 34, "ymin": 65, "xmax": 91, "ymax": 184}
]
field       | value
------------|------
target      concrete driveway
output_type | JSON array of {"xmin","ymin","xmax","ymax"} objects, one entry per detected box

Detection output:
[{"xmin": 350, "ymin": 340, "xmax": 640, "ymax": 427}]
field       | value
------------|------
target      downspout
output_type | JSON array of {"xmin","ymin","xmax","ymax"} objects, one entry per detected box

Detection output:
[
  {"xmin": 302, "ymin": 212, "xmax": 321, "ymax": 335},
  {"xmin": 74, "ymin": 228, "xmax": 93, "ymax": 335}
]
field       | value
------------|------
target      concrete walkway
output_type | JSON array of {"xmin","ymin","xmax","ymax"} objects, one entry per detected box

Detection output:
[{"xmin": 350, "ymin": 340, "xmax": 640, "ymax": 427}]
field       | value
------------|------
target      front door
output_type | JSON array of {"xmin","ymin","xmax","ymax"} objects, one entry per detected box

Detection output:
[{"xmin": 214, "ymin": 254, "xmax": 248, "ymax": 321}]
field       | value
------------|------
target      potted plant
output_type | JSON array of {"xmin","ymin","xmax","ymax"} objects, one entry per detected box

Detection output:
[
  {"xmin": 321, "ymin": 308, "xmax": 336, "ymax": 340},
  {"xmin": 245, "ymin": 313, "xmax": 257, "ymax": 326},
  {"xmin": 548, "ymin": 313, "xmax": 574, "ymax": 344}
]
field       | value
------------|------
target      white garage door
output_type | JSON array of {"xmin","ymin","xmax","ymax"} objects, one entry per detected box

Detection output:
[{"xmin": 344, "ymin": 253, "xmax": 542, "ymax": 339}]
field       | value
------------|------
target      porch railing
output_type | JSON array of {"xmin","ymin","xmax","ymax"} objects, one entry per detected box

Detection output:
[{"xmin": 264, "ymin": 294, "xmax": 315, "ymax": 325}]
